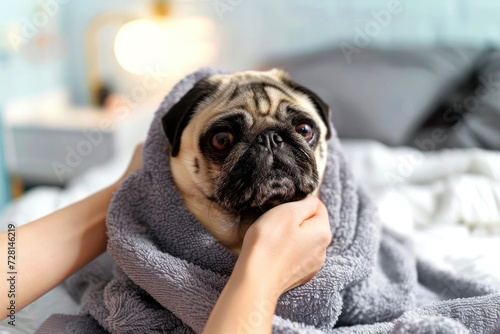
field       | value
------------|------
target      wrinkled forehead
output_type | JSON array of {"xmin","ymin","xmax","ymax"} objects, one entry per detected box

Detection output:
[{"xmin": 199, "ymin": 70, "xmax": 319, "ymax": 125}]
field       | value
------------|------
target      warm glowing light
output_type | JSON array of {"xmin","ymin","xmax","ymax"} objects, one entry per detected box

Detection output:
[{"xmin": 114, "ymin": 17, "xmax": 216, "ymax": 75}]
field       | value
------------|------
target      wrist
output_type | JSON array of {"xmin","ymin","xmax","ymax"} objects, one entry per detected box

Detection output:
[
  {"xmin": 109, "ymin": 179, "xmax": 122, "ymax": 193},
  {"xmin": 226, "ymin": 265, "xmax": 279, "ymax": 328},
  {"xmin": 203, "ymin": 248, "xmax": 278, "ymax": 334},
  {"xmin": 234, "ymin": 249, "xmax": 282, "ymax": 303}
]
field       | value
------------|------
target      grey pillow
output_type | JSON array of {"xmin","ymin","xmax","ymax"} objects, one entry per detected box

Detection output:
[
  {"xmin": 268, "ymin": 47, "xmax": 483, "ymax": 146},
  {"xmin": 444, "ymin": 50, "xmax": 500, "ymax": 150}
]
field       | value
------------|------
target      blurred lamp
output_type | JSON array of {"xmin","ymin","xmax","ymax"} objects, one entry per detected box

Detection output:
[
  {"xmin": 86, "ymin": 0, "xmax": 216, "ymax": 105},
  {"xmin": 114, "ymin": 17, "xmax": 216, "ymax": 75}
]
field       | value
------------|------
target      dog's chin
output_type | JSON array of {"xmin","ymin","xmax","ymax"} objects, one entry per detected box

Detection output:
[{"xmin": 218, "ymin": 174, "xmax": 315, "ymax": 226}]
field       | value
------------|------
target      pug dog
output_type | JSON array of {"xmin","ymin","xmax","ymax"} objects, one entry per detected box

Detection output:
[{"xmin": 163, "ymin": 69, "xmax": 331, "ymax": 253}]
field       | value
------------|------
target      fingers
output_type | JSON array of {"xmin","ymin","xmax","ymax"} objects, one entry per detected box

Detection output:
[
  {"xmin": 271, "ymin": 195, "xmax": 322, "ymax": 224},
  {"xmin": 133, "ymin": 143, "xmax": 144, "ymax": 163},
  {"xmin": 300, "ymin": 198, "xmax": 328, "ymax": 227},
  {"xmin": 128, "ymin": 143, "xmax": 144, "ymax": 170},
  {"xmin": 116, "ymin": 143, "xmax": 145, "ymax": 185},
  {"xmin": 241, "ymin": 195, "xmax": 331, "ymax": 295},
  {"xmin": 299, "ymin": 199, "xmax": 331, "ymax": 245}
]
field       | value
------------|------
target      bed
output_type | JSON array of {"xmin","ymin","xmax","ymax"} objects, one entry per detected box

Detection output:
[{"xmin": 1, "ymin": 139, "xmax": 499, "ymax": 333}]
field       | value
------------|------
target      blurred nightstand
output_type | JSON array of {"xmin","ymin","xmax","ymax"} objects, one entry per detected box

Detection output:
[{"xmin": 2, "ymin": 90, "xmax": 154, "ymax": 186}]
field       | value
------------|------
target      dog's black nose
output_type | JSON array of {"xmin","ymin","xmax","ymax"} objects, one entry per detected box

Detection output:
[{"xmin": 256, "ymin": 129, "xmax": 284, "ymax": 150}]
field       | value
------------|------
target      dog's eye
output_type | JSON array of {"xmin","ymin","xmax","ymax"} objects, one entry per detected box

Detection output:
[
  {"xmin": 295, "ymin": 123, "xmax": 314, "ymax": 141},
  {"xmin": 211, "ymin": 131, "xmax": 234, "ymax": 152}
]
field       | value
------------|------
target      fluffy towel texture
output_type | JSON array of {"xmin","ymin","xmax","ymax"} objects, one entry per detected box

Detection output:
[{"xmin": 37, "ymin": 68, "xmax": 500, "ymax": 334}]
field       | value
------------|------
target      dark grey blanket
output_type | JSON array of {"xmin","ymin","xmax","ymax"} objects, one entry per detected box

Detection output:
[{"xmin": 37, "ymin": 68, "xmax": 500, "ymax": 334}]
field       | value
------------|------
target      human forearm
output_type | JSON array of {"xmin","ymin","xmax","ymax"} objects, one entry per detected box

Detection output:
[
  {"xmin": 0, "ymin": 182, "xmax": 117, "ymax": 316},
  {"xmin": 0, "ymin": 144, "xmax": 143, "ymax": 320},
  {"xmin": 202, "ymin": 250, "xmax": 279, "ymax": 334}
]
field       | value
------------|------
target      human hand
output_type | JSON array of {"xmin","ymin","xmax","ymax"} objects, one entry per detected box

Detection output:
[
  {"xmin": 113, "ymin": 143, "xmax": 144, "ymax": 189},
  {"xmin": 238, "ymin": 196, "xmax": 331, "ymax": 297}
]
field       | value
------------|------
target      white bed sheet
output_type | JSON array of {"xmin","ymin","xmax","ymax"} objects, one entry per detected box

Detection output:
[
  {"xmin": 1, "ymin": 141, "xmax": 499, "ymax": 332},
  {"xmin": 342, "ymin": 140, "xmax": 500, "ymax": 287}
]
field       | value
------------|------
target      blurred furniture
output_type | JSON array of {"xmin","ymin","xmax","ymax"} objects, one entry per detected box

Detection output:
[
  {"xmin": 3, "ymin": 90, "xmax": 154, "ymax": 186},
  {"xmin": 269, "ymin": 46, "xmax": 500, "ymax": 151},
  {"xmin": 0, "ymin": 111, "xmax": 10, "ymax": 212}
]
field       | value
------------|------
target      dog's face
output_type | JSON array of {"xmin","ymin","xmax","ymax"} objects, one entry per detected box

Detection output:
[{"xmin": 163, "ymin": 69, "xmax": 331, "ymax": 251}]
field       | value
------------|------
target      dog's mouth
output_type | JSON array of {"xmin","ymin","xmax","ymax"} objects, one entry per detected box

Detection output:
[
  {"xmin": 216, "ymin": 168, "xmax": 314, "ymax": 222},
  {"xmin": 250, "ymin": 171, "xmax": 304, "ymax": 209}
]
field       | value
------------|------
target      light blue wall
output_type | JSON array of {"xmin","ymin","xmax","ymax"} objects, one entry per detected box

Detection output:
[
  {"xmin": 0, "ymin": 113, "xmax": 8, "ymax": 213},
  {"xmin": 7, "ymin": 0, "xmax": 500, "ymax": 106},
  {"xmin": 62, "ymin": 0, "xmax": 500, "ymax": 89},
  {"xmin": 213, "ymin": 0, "xmax": 500, "ymax": 71},
  {"xmin": 3, "ymin": 0, "xmax": 500, "ymax": 102},
  {"xmin": 0, "ymin": 1, "xmax": 66, "ymax": 101},
  {"xmin": 0, "ymin": 0, "xmax": 67, "ymax": 212}
]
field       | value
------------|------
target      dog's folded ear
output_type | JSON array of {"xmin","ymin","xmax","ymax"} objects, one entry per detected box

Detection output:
[
  {"xmin": 162, "ymin": 79, "xmax": 218, "ymax": 157},
  {"xmin": 283, "ymin": 79, "xmax": 332, "ymax": 139}
]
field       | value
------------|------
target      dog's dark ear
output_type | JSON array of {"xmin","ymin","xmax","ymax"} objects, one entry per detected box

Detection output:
[
  {"xmin": 162, "ymin": 79, "xmax": 218, "ymax": 157},
  {"xmin": 283, "ymin": 79, "xmax": 332, "ymax": 139}
]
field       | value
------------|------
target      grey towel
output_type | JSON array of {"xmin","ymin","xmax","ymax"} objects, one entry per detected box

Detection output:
[{"xmin": 37, "ymin": 68, "xmax": 500, "ymax": 334}]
